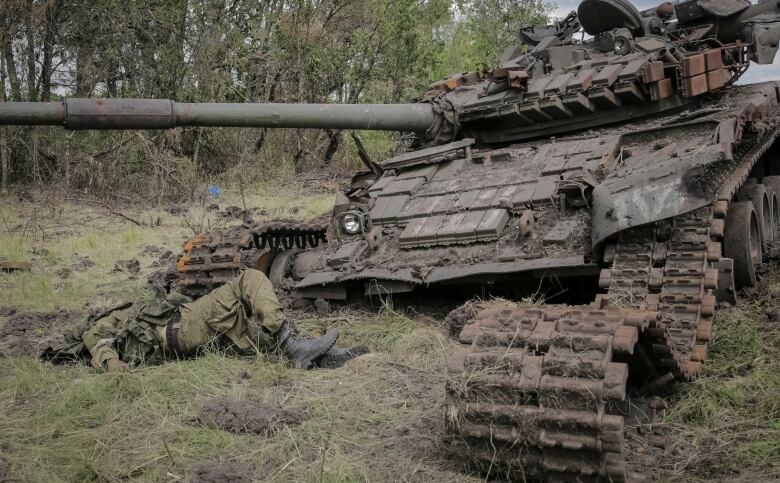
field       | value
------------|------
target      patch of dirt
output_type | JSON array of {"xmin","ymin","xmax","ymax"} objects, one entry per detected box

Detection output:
[
  {"xmin": 72, "ymin": 255, "xmax": 95, "ymax": 271},
  {"xmin": 190, "ymin": 461, "xmax": 252, "ymax": 483},
  {"xmin": 768, "ymin": 308, "xmax": 780, "ymax": 323},
  {"xmin": 219, "ymin": 205, "xmax": 243, "ymax": 219},
  {"xmin": 166, "ymin": 204, "xmax": 189, "ymax": 215},
  {"xmin": 55, "ymin": 267, "xmax": 72, "ymax": 279},
  {"xmin": 198, "ymin": 398, "xmax": 304, "ymax": 435},
  {"xmin": 113, "ymin": 258, "xmax": 140, "ymax": 275},
  {"xmin": 0, "ymin": 310, "xmax": 78, "ymax": 356}
]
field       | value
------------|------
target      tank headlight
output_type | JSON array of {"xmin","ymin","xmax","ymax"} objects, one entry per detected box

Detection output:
[{"xmin": 342, "ymin": 213, "xmax": 362, "ymax": 235}]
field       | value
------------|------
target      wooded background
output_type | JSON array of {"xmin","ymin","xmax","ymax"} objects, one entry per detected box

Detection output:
[{"xmin": 0, "ymin": 0, "xmax": 551, "ymax": 200}]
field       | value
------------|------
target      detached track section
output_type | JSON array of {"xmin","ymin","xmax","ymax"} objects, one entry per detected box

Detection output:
[
  {"xmin": 447, "ymin": 304, "xmax": 653, "ymax": 481},
  {"xmin": 445, "ymin": 132, "xmax": 779, "ymax": 482},
  {"xmin": 177, "ymin": 221, "xmax": 328, "ymax": 297}
]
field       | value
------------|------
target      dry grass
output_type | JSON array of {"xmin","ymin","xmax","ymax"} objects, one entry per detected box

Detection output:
[
  {"xmin": 0, "ymin": 184, "xmax": 335, "ymax": 312},
  {"xmin": 2, "ymin": 187, "xmax": 779, "ymax": 482},
  {"xmin": 0, "ymin": 311, "xmax": 472, "ymax": 482},
  {"xmin": 657, "ymin": 269, "xmax": 780, "ymax": 482}
]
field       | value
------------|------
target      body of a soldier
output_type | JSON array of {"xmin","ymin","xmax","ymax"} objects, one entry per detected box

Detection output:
[{"xmin": 79, "ymin": 269, "xmax": 354, "ymax": 371}]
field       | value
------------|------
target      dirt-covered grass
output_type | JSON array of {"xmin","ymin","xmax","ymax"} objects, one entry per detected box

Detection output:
[
  {"xmin": 657, "ymin": 271, "xmax": 780, "ymax": 482},
  {"xmin": 1, "ymin": 188, "xmax": 779, "ymax": 482},
  {"xmin": 0, "ymin": 312, "xmax": 467, "ymax": 482}
]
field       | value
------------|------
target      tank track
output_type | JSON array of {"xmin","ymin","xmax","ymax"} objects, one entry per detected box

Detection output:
[
  {"xmin": 176, "ymin": 220, "xmax": 328, "ymax": 297},
  {"xmin": 445, "ymin": 132, "xmax": 778, "ymax": 481}
]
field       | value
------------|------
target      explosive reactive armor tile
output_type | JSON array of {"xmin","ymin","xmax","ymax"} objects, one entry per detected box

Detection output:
[{"xmin": 398, "ymin": 208, "xmax": 509, "ymax": 248}]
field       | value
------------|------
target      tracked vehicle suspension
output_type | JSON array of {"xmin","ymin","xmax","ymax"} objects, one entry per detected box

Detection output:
[
  {"xmin": 446, "ymin": 131, "xmax": 780, "ymax": 482},
  {"xmin": 176, "ymin": 221, "xmax": 328, "ymax": 297}
]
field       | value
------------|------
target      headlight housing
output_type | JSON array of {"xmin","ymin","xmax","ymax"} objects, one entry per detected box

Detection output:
[{"xmin": 342, "ymin": 213, "xmax": 362, "ymax": 235}]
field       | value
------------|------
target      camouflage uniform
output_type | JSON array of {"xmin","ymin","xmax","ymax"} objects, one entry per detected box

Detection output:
[{"xmin": 82, "ymin": 269, "xmax": 284, "ymax": 369}]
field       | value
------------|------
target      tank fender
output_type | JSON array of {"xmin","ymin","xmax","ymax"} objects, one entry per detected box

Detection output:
[
  {"xmin": 592, "ymin": 85, "xmax": 779, "ymax": 247},
  {"xmin": 591, "ymin": 147, "xmax": 718, "ymax": 247}
]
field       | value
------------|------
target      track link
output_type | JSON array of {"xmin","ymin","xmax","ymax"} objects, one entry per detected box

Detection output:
[
  {"xmin": 445, "ymin": 131, "xmax": 780, "ymax": 481},
  {"xmin": 176, "ymin": 220, "xmax": 328, "ymax": 297},
  {"xmin": 446, "ymin": 304, "xmax": 653, "ymax": 481}
]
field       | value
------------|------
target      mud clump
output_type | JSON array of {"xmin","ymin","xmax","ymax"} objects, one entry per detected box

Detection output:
[
  {"xmin": 73, "ymin": 255, "xmax": 95, "ymax": 271},
  {"xmin": 142, "ymin": 245, "xmax": 176, "ymax": 268},
  {"xmin": 220, "ymin": 205, "xmax": 243, "ymax": 219},
  {"xmin": 0, "ymin": 310, "xmax": 77, "ymax": 356},
  {"xmin": 198, "ymin": 398, "xmax": 304, "ymax": 435},
  {"xmin": 191, "ymin": 461, "xmax": 252, "ymax": 483},
  {"xmin": 55, "ymin": 267, "xmax": 72, "ymax": 279},
  {"xmin": 113, "ymin": 258, "xmax": 140, "ymax": 275},
  {"xmin": 767, "ymin": 308, "xmax": 780, "ymax": 323},
  {"xmin": 447, "ymin": 300, "xmax": 487, "ymax": 337},
  {"xmin": 166, "ymin": 204, "xmax": 189, "ymax": 215}
]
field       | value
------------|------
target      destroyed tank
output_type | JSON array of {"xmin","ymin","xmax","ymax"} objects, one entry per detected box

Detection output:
[{"xmin": 4, "ymin": 0, "xmax": 780, "ymax": 479}]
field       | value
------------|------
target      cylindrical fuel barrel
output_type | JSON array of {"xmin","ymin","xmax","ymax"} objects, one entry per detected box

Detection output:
[{"xmin": 0, "ymin": 98, "xmax": 437, "ymax": 132}]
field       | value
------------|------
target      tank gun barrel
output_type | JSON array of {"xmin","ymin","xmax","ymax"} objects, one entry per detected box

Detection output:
[{"xmin": 0, "ymin": 98, "xmax": 437, "ymax": 132}]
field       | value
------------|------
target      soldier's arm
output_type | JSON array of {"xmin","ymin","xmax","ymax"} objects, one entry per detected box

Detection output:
[{"xmin": 81, "ymin": 315, "xmax": 124, "ymax": 370}]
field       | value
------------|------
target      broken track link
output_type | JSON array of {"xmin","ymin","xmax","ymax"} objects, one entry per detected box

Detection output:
[
  {"xmin": 445, "ymin": 131, "xmax": 780, "ymax": 481},
  {"xmin": 176, "ymin": 221, "xmax": 328, "ymax": 297},
  {"xmin": 446, "ymin": 304, "xmax": 654, "ymax": 482}
]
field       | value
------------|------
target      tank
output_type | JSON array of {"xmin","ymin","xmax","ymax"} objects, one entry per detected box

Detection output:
[{"xmin": 3, "ymin": 0, "xmax": 780, "ymax": 480}]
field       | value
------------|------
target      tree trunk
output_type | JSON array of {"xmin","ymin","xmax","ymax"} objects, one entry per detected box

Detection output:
[
  {"xmin": 75, "ymin": 44, "xmax": 89, "ymax": 96},
  {"xmin": 40, "ymin": 0, "xmax": 60, "ymax": 102},
  {"xmin": 0, "ymin": 54, "xmax": 9, "ymax": 193},
  {"xmin": 321, "ymin": 129, "xmax": 341, "ymax": 168},
  {"xmin": 170, "ymin": 0, "xmax": 188, "ymax": 98},
  {"xmin": 3, "ymin": 41, "xmax": 21, "ymax": 101},
  {"xmin": 63, "ymin": 133, "xmax": 70, "ymax": 189},
  {"xmin": 25, "ymin": 0, "xmax": 37, "ymax": 101},
  {"xmin": 193, "ymin": 127, "xmax": 202, "ymax": 168}
]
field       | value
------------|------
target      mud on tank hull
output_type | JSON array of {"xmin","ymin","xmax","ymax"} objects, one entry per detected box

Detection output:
[
  {"xmin": 442, "ymin": 83, "xmax": 780, "ymax": 481},
  {"xmin": 175, "ymin": 81, "xmax": 780, "ymax": 481}
]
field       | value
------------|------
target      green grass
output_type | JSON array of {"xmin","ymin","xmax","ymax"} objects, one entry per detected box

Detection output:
[
  {"xmin": 658, "ymin": 274, "xmax": 780, "ymax": 482},
  {"xmin": 0, "ymin": 312, "xmax": 466, "ymax": 482},
  {"xmin": 0, "ymin": 184, "xmax": 334, "ymax": 311},
  {"xmin": 2, "ymin": 188, "xmax": 779, "ymax": 481}
]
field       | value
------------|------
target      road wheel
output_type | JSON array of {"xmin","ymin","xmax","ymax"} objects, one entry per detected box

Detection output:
[
  {"xmin": 724, "ymin": 201, "xmax": 761, "ymax": 289},
  {"xmin": 762, "ymin": 176, "xmax": 780, "ymax": 254},
  {"xmin": 737, "ymin": 183, "xmax": 771, "ymax": 255}
]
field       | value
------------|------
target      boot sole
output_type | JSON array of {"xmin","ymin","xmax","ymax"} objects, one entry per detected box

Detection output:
[
  {"xmin": 295, "ymin": 330, "xmax": 339, "ymax": 369},
  {"xmin": 316, "ymin": 347, "xmax": 370, "ymax": 369}
]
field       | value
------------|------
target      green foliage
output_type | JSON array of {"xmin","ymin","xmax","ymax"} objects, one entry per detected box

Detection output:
[
  {"xmin": 449, "ymin": 0, "xmax": 553, "ymax": 71},
  {"xmin": 1, "ymin": 0, "xmax": 552, "ymax": 195}
]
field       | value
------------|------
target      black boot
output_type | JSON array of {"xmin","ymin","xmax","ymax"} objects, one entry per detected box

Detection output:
[
  {"xmin": 314, "ymin": 345, "xmax": 370, "ymax": 369},
  {"xmin": 273, "ymin": 320, "xmax": 339, "ymax": 369}
]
